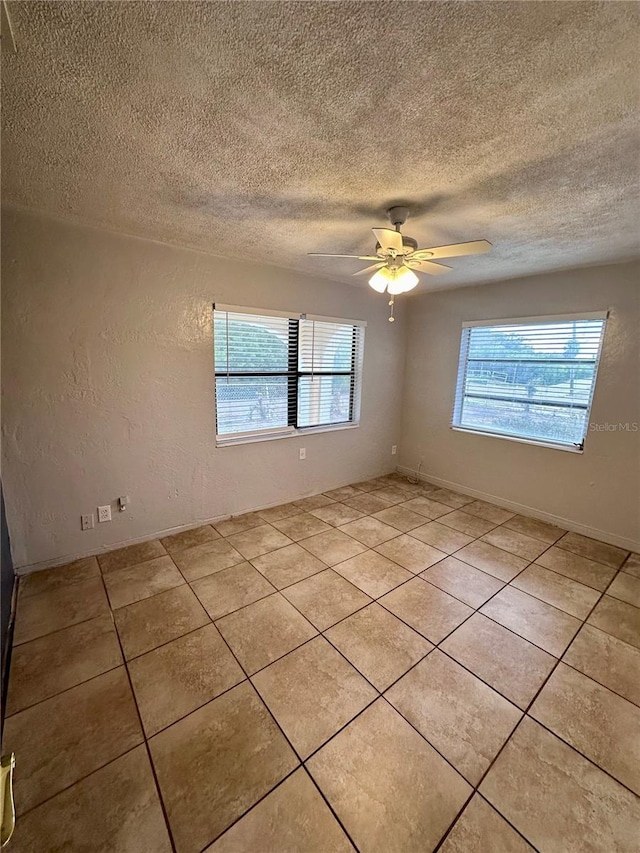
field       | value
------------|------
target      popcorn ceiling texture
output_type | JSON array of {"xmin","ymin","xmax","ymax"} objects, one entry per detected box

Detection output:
[{"xmin": 2, "ymin": 0, "xmax": 639, "ymax": 291}]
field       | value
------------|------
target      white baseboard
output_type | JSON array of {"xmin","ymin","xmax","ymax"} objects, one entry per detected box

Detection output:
[
  {"xmin": 395, "ymin": 465, "xmax": 639, "ymax": 553},
  {"xmin": 15, "ymin": 470, "xmax": 395, "ymax": 576}
]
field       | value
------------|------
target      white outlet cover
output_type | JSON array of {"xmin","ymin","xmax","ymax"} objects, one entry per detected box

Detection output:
[
  {"xmin": 98, "ymin": 505, "xmax": 112, "ymax": 523},
  {"xmin": 299, "ymin": 448, "xmax": 306, "ymax": 460},
  {"xmin": 391, "ymin": 445, "xmax": 397, "ymax": 455}
]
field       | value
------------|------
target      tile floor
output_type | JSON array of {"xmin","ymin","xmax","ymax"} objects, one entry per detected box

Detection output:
[{"xmin": 4, "ymin": 473, "xmax": 640, "ymax": 852}]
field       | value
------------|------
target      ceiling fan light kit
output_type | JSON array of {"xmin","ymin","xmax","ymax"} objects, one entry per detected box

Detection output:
[
  {"xmin": 308, "ymin": 206, "xmax": 492, "ymax": 321},
  {"xmin": 369, "ymin": 265, "xmax": 419, "ymax": 295}
]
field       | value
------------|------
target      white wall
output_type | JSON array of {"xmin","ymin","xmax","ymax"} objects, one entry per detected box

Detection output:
[
  {"xmin": 4, "ymin": 207, "xmax": 638, "ymax": 568},
  {"xmin": 1, "ymin": 208, "xmax": 406, "ymax": 569},
  {"xmin": 399, "ymin": 261, "xmax": 640, "ymax": 550}
]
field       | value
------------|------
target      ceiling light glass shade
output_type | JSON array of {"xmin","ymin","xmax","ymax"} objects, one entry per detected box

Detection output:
[
  {"xmin": 369, "ymin": 265, "xmax": 419, "ymax": 295},
  {"xmin": 387, "ymin": 266, "xmax": 419, "ymax": 294},
  {"xmin": 368, "ymin": 266, "xmax": 393, "ymax": 293}
]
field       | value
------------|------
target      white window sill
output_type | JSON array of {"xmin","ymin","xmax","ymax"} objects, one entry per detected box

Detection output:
[
  {"xmin": 450, "ymin": 425, "xmax": 584, "ymax": 453},
  {"xmin": 216, "ymin": 422, "xmax": 360, "ymax": 448}
]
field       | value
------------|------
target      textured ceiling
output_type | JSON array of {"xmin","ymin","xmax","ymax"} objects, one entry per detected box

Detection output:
[{"xmin": 2, "ymin": 1, "xmax": 639, "ymax": 291}]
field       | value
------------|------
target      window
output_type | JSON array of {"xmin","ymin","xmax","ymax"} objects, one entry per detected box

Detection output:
[
  {"xmin": 213, "ymin": 304, "xmax": 365, "ymax": 443},
  {"xmin": 452, "ymin": 312, "xmax": 607, "ymax": 451}
]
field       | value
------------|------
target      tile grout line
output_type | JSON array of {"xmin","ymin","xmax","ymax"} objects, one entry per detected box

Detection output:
[
  {"xmin": 150, "ymin": 493, "xmax": 637, "ymax": 832},
  {"xmin": 189, "ymin": 571, "xmax": 281, "ymax": 621},
  {"xmin": 192, "ymin": 767, "xmax": 303, "ymax": 853},
  {"xmin": 8, "ymin": 479, "xmax": 636, "ymax": 850},
  {"xmin": 450, "ymin": 563, "xmax": 638, "ymax": 846},
  {"xmin": 557, "ymin": 623, "xmax": 640, "ymax": 705},
  {"xmin": 479, "ymin": 792, "xmax": 542, "ymax": 852},
  {"xmin": 181, "ymin": 521, "xmax": 400, "ymax": 853},
  {"xmin": 96, "ymin": 571, "xmax": 179, "ymax": 853},
  {"xmin": 377, "ymin": 694, "xmax": 543, "ymax": 853},
  {"xmin": 371, "ymin": 538, "xmax": 590, "ymax": 702},
  {"xmin": 435, "ymin": 626, "xmax": 639, "ymax": 712},
  {"xmin": 13, "ymin": 484, "xmax": 610, "ymax": 636},
  {"xmin": 262, "ymin": 556, "xmax": 537, "ymax": 792},
  {"xmin": 17, "ymin": 599, "xmax": 396, "ymax": 839},
  {"xmin": 430, "ymin": 714, "xmax": 541, "ymax": 853},
  {"xmin": 300, "ymin": 765, "xmax": 360, "ymax": 852},
  {"xmin": 10, "ymin": 607, "xmax": 111, "ymax": 648},
  {"xmin": 515, "ymin": 566, "xmax": 640, "ymax": 798},
  {"xmin": 116, "ymin": 616, "xmax": 215, "ymax": 664},
  {"xmin": 182, "ymin": 596, "xmax": 364, "ymax": 853},
  {"xmin": 16, "ymin": 571, "xmax": 103, "ymax": 602},
  {"xmin": 174, "ymin": 511, "xmax": 631, "ymax": 604},
  {"xmin": 97, "ymin": 547, "xmax": 170, "ymax": 577},
  {"xmin": 179, "ymin": 548, "xmax": 482, "ymax": 849},
  {"xmin": 8, "ymin": 615, "xmax": 180, "ymax": 843},
  {"xmin": 522, "ymin": 714, "xmax": 640, "ymax": 799},
  {"xmin": 369, "ymin": 536, "xmax": 600, "ymax": 849},
  {"xmin": 10, "ymin": 742, "xmax": 145, "ymax": 823},
  {"xmin": 373, "ymin": 546, "xmax": 540, "ymax": 694},
  {"xmin": 434, "ymin": 560, "xmax": 613, "ymax": 853},
  {"xmin": 100, "ymin": 514, "xmax": 629, "ymax": 704},
  {"xmin": 553, "ymin": 540, "xmax": 630, "ymax": 570},
  {"xmin": 14, "ymin": 569, "xmax": 633, "ymax": 767},
  {"xmin": 10, "ymin": 516, "xmax": 623, "ymax": 709},
  {"xmin": 511, "ymin": 558, "xmax": 619, "ymax": 595},
  {"xmin": 518, "ymin": 566, "xmax": 627, "ymax": 718},
  {"xmin": 12, "ymin": 599, "xmax": 565, "ymax": 736},
  {"xmin": 4, "ymin": 658, "xmax": 125, "ymax": 720},
  {"xmin": 439, "ymin": 533, "xmax": 602, "ymax": 623}
]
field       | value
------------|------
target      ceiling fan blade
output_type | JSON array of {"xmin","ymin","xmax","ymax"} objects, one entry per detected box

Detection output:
[
  {"xmin": 409, "ymin": 260, "xmax": 452, "ymax": 275},
  {"xmin": 412, "ymin": 240, "xmax": 492, "ymax": 260},
  {"xmin": 353, "ymin": 263, "xmax": 386, "ymax": 277},
  {"xmin": 308, "ymin": 253, "xmax": 381, "ymax": 260},
  {"xmin": 372, "ymin": 228, "xmax": 403, "ymax": 253}
]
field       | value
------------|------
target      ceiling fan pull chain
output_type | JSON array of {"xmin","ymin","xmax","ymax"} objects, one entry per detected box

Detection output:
[{"xmin": 388, "ymin": 296, "xmax": 395, "ymax": 323}]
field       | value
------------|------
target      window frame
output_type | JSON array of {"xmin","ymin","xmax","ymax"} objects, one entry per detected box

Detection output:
[
  {"xmin": 451, "ymin": 311, "xmax": 608, "ymax": 453},
  {"xmin": 213, "ymin": 304, "xmax": 365, "ymax": 446}
]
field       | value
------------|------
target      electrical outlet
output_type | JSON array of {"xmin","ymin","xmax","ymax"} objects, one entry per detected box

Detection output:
[
  {"xmin": 299, "ymin": 448, "xmax": 306, "ymax": 460},
  {"xmin": 98, "ymin": 505, "xmax": 111, "ymax": 523},
  {"xmin": 391, "ymin": 445, "xmax": 397, "ymax": 455},
  {"xmin": 81, "ymin": 514, "xmax": 94, "ymax": 531}
]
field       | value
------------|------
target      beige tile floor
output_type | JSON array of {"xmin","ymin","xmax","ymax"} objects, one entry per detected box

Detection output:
[{"xmin": 4, "ymin": 473, "xmax": 640, "ymax": 852}]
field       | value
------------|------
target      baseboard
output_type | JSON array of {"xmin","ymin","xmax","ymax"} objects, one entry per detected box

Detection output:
[
  {"xmin": 15, "ymin": 470, "xmax": 395, "ymax": 576},
  {"xmin": 395, "ymin": 465, "xmax": 640, "ymax": 553}
]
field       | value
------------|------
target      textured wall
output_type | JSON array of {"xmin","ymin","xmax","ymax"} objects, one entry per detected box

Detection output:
[
  {"xmin": 1, "ymin": 208, "xmax": 406, "ymax": 569},
  {"xmin": 399, "ymin": 262, "xmax": 640, "ymax": 549}
]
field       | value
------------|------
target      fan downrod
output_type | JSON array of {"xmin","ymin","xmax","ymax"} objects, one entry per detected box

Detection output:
[{"xmin": 387, "ymin": 206, "xmax": 409, "ymax": 229}]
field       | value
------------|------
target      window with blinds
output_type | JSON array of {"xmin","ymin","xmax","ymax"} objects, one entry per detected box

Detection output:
[
  {"xmin": 213, "ymin": 305, "xmax": 365, "ymax": 442},
  {"xmin": 452, "ymin": 313, "xmax": 607, "ymax": 450}
]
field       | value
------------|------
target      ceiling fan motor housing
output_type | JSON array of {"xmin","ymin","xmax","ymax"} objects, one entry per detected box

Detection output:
[{"xmin": 375, "ymin": 235, "xmax": 418, "ymax": 256}]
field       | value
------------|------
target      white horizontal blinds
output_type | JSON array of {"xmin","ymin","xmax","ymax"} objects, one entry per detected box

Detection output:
[
  {"xmin": 214, "ymin": 310, "xmax": 293, "ymax": 437},
  {"xmin": 452, "ymin": 325, "xmax": 471, "ymax": 427},
  {"xmin": 297, "ymin": 319, "xmax": 364, "ymax": 428},
  {"xmin": 453, "ymin": 317, "xmax": 607, "ymax": 447},
  {"xmin": 214, "ymin": 304, "xmax": 300, "ymax": 320},
  {"xmin": 461, "ymin": 311, "xmax": 608, "ymax": 328}
]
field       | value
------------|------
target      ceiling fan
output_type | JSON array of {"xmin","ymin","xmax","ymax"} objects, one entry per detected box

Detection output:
[{"xmin": 308, "ymin": 206, "xmax": 492, "ymax": 320}]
